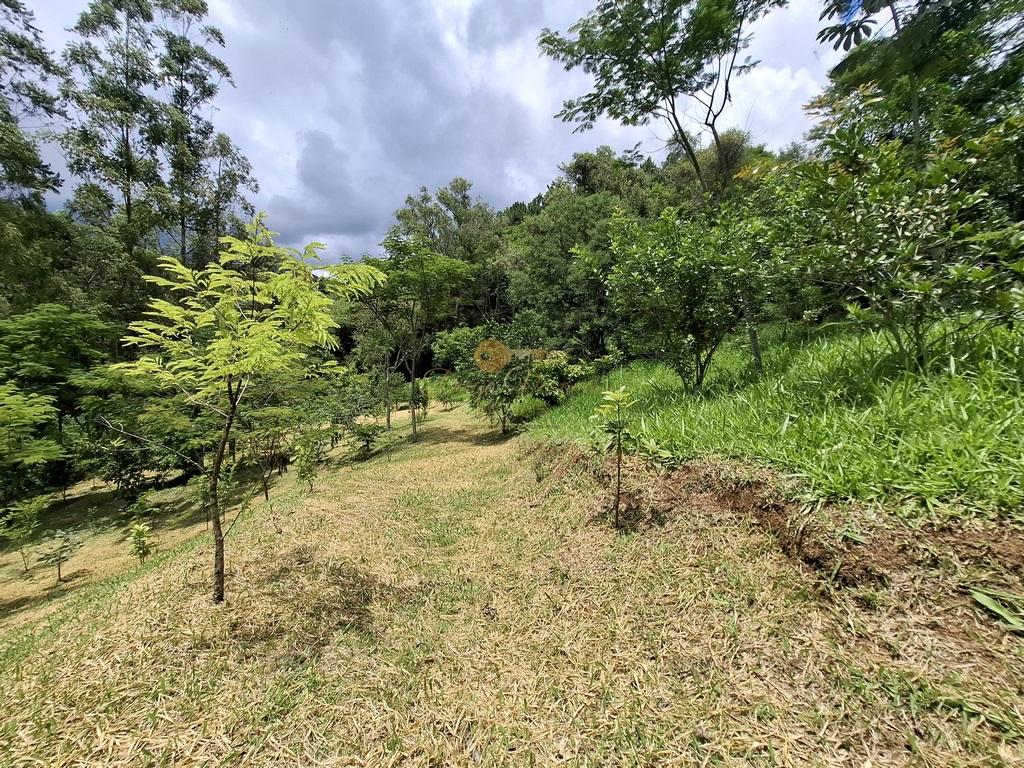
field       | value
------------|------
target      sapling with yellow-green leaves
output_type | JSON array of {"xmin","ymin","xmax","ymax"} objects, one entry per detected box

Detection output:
[
  {"xmin": 3, "ymin": 494, "xmax": 46, "ymax": 572},
  {"xmin": 129, "ymin": 521, "xmax": 155, "ymax": 565},
  {"xmin": 591, "ymin": 387, "xmax": 635, "ymax": 528},
  {"xmin": 116, "ymin": 215, "xmax": 384, "ymax": 603}
]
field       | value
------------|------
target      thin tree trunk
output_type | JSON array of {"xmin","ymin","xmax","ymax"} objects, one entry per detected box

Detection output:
[
  {"xmin": 208, "ymin": 380, "xmax": 239, "ymax": 604},
  {"xmin": 614, "ymin": 438, "xmax": 621, "ymax": 529},
  {"xmin": 666, "ymin": 103, "xmax": 708, "ymax": 194},
  {"xmin": 409, "ymin": 362, "xmax": 418, "ymax": 442},
  {"xmin": 180, "ymin": 213, "xmax": 187, "ymax": 265}
]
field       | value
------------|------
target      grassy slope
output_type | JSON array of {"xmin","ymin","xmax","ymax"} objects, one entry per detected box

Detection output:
[
  {"xmin": 0, "ymin": 477, "xmax": 209, "ymax": 633},
  {"xmin": 533, "ymin": 325, "xmax": 1024, "ymax": 521},
  {"xmin": 1, "ymin": 406, "xmax": 1022, "ymax": 766}
]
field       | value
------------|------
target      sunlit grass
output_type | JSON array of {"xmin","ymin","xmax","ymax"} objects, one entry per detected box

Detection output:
[
  {"xmin": 533, "ymin": 324, "xmax": 1024, "ymax": 520},
  {"xmin": 1, "ymin": 408, "xmax": 1021, "ymax": 765}
]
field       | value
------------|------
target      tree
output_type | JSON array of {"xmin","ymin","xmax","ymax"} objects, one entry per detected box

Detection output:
[
  {"xmin": 60, "ymin": 0, "xmax": 166, "ymax": 263},
  {"xmin": 117, "ymin": 216, "xmax": 383, "ymax": 602},
  {"xmin": 37, "ymin": 529, "xmax": 81, "ymax": 582},
  {"xmin": 607, "ymin": 208, "xmax": 745, "ymax": 392},
  {"xmin": 539, "ymin": 0, "xmax": 785, "ymax": 194},
  {"xmin": 153, "ymin": 2, "xmax": 234, "ymax": 266},
  {"xmin": 0, "ymin": 381, "xmax": 61, "ymax": 504},
  {"xmin": 391, "ymin": 178, "xmax": 502, "ymax": 325},
  {"xmin": 2, "ymin": 493, "xmax": 45, "ymax": 571},
  {"xmin": 818, "ymin": 0, "xmax": 1024, "ymax": 159},
  {"xmin": 501, "ymin": 182, "xmax": 620, "ymax": 355},
  {"xmin": 0, "ymin": 303, "xmax": 111, "ymax": 439},
  {"xmin": 190, "ymin": 132, "xmax": 257, "ymax": 268},
  {"xmin": 361, "ymin": 235, "xmax": 474, "ymax": 441},
  {"xmin": 0, "ymin": 0, "xmax": 63, "ymax": 201}
]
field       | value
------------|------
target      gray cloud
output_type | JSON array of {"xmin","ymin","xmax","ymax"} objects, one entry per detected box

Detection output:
[{"xmin": 33, "ymin": 0, "xmax": 834, "ymax": 261}]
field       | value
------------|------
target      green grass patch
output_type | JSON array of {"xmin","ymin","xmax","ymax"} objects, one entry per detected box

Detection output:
[{"xmin": 533, "ymin": 324, "xmax": 1024, "ymax": 521}]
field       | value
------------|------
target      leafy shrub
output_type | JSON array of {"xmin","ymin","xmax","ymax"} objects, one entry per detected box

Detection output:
[
  {"xmin": 427, "ymin": 375, "xmax": 462, "ymax": 409},
  {"xmin": 524, "ymin": 352, "xmax": 581, "ymax": 403},
  {"xmin": 796, "ymin": 90, "xmax": 1024, "ymax": 369},
  {"xmin": 293, "ymin": 429, "xmax": 329, "ymax": 492},
  {"xmin": 124, "ymin": 492, "xmax": 156, "ymax": 520},
  {"xmin": 348, "ymin": 422, "xmax": 385, "ymax": 458}
]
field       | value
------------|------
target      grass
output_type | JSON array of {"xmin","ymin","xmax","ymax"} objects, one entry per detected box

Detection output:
[
  {"xmin": 533, "ymin": 324, "xmax": 1024, "ymax": 522},
  {"xmin": 0, "ymin": 476, "xmax": 211, "ymax": 633},
  {"xmin": 1, "ymin": 406, "xmax": 1022, "ymax": 765}
]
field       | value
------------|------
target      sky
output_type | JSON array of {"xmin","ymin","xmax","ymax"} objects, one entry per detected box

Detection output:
[{"xmin": 33, "ymin": 0, "xmax": 841, "ymax": 261}]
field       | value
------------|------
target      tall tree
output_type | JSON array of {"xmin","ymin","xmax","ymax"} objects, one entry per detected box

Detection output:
[
  {"xmin": 0, "ymin": 0, "xmax": 63, "ymax": 201},
  {"xmin": 60, "ymin": 0, "xmax": 165, "ymax": 262},
  {"xmin": 539, "ymin": 0, "xmax": 785, "ymax": 194},
  {"xmin": 153, "ymin": 1, "xmax": 242, "ymax": 266},
  {"xmin": 191, "ymin": 131, "xmax": 257, "ymax": 267},
  {"xmin": 361, "ymin": 235, "xmax": 475, "ymax": 441},
  {"xmin": 391, "ymin": 178, "xmax": 501, "ymax": 324}
]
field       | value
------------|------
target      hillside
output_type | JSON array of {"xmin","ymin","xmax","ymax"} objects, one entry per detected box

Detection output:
[{"xmin": 2, "ymin": 407, "xmax": 1022, "ymax": 766}]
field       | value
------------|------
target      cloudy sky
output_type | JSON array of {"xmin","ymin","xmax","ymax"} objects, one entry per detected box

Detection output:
[{"xmin": 33, "ymin": 0, "xmax": 840, "ymax": 260}]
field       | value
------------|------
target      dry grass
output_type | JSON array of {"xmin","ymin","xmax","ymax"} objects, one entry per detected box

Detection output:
[
  {"xmin": 0, "ymin": 478, "xmax": 208, "ymax": 633},
  {"xmin": 1, "ymin": 406, "xmax": 1022, "ymax": 766}
]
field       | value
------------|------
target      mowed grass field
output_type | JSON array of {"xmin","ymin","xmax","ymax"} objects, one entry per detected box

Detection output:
[{"xmin": 1, "ymin": 406, "xmax": 1022, "ymax": 766}]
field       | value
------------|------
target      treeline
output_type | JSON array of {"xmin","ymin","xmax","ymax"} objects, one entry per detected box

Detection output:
[
  {"xmin": 1, "ymin": 0, "xmax": 257, "ymax": 512},
  {"xmin": 349, "ymin": 0, "xmax": 1023, "ymax": 422}
]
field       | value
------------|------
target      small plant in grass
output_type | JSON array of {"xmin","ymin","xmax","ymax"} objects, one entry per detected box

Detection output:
[
  {"xmin": 129, "ymin": 522, "xmax": 156, "ymax": 565},
  {"xmin": 591, "ymin": 387, "xmax": 635, "ymax": 528},
  {"xmin": 294, "ymin": 429, "xmax": 329, "ymax": 492},
  {"xmin": 37, "ymin": 530, "xmax": 82, "ymax": 583},
  {"xmin": 2, "ymin": 494, "xmax": 47, "ymax": 572},
  {"xmin": 348, "ymin": 422, "xmax": 385, "ymax": 458},
  {"xmin": 123, "ymin": 492, "xmax": 156, "ymax": 520}
]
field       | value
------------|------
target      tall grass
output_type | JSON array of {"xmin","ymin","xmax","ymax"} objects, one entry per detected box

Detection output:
[{"xmin": 533, "ymin": 325, "xmax": 1024, "ymax": 521}]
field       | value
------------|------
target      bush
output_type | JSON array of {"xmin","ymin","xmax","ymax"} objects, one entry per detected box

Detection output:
[
  {"xmin": 348, "ymin": 422, "xmax": 385, "ymax": 457},
  {"xmin": 427, "ymin": 375, "xmax": 462, "ymax": 409}
]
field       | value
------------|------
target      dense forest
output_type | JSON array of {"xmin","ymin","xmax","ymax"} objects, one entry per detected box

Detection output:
[{"xmin": 2, "ymin": 0, "xmax": 1024, "ymax": 763}]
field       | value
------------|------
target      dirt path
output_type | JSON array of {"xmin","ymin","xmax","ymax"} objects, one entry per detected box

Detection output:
[{"xmin": 1, "ymin": 407, "xmax": 1021, "ymax": 766}]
